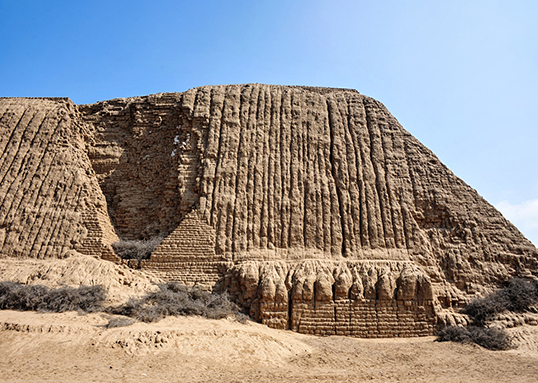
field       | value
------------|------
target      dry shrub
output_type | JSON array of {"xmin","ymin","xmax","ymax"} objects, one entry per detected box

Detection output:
[
  {"xmin": 105, "ymin": 316, "xmax": 136, "ymax": 328},
  {"xmin": 0, "ymin": 282, "xmax": 106, "ymax": 313},
  {"xmin": 108, "ymin": 282, "xmax": 246, "ymax": 323},
  {"xmin": 437, "ymin": 278, "xmax": 538, "ymax": 350},
  {"xmin": 436, "ymin": 325, "xmax": 513, "ymax": 350},
  {"xmin": 501, "ymin": 278, "xmax": 538, "ymax": 312},
  {"xmin": 0, "ymin": 281, "xmax": 246, "ymax": 325},
  {"xmin": 111, "ymin": 237, "xmax": 163, "ymax": 261},
  {"xmin": 463, "ymin": 294, "xmax": 508, "ymax": 325},
  {"xmin": 464, "ymin": 278, "xmax": 538, "ymax": 325}
]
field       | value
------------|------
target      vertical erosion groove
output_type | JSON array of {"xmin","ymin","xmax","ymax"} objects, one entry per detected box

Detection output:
[
  {"xmin": 346, "ymin": 96, "xmax": 364, "ymax": 249},
  {"xmin": 279, "ymin": 90, "xmax": 291, "ymax": 249},
  {"xmin": 339, "ymin": 96, "xmax": 358, "ymax": 255},
  {"xmin": 253, "ymin": 87, "xmax": 267, "ymax": 249},
  {"xmin": 403, "ymin": 137, "xmax": 419, "ymax": 250},
  {"xmin": 258, "ymin": 87, "xmax": 270, "ymax": 249},
  {"xmin": 355, "ymin": 97, "xmax": 378, "ymax": 248},
  {"xmin": 271, "ymin": 88, "xmax": 283, "ymax": 249},
  {"xmin": 302, "ymin": 93, "xmax": 313, "ymax": 250},
  {"xmin": 266, "ymin": 87, "xmax": 277, "ymax": 248},
  {"xmin": 318, "ymin": 95, "xmax": 332, "ymax": 253},
  {"xmin": 249, "ymin": 87, "xmax": 264, "ymax": 250},
  {"xmin": 209, "ymin": 87, "xmax": 227, "ymax": 229},
  {"xmin": 325, "ymin": 97, "xmax": 345, "ymax": 256},
  {"xmin": 211, "ymin": 86, "xmax": 232, "ymax": 254},
  {"xmin": 310, "ymin": 94, "xmax": 325, "ymax": 251},
  {"xmin": 231, "ymin": 85, "xmax": 252, "ymax": 253},
  {"xmin": 362, "ymin": 97, "xmax": 387, "ymax": 248},
  {"xmin": 336, "ymin": 93, "xmax": 357, "ymax": 255},
  {"xmin": 394, "ymin": 126, "xmax": 413, "ymax": 250},
  {"xmin": 287, "ymin": 289, "xmax": 293, "ymax": 330},
  {"xmin": 289, "ymin": 91, "xmax": 304, "ymax": 248}
]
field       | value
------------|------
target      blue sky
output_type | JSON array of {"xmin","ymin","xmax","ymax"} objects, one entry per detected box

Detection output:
[{"xmin": 1, "ymin": 0, "xmax": 537, "ymax": 244}]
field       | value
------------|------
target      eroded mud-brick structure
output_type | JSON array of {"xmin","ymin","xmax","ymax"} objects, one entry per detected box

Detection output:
[{"xmin": 1, "ymin": 85, "xmax": 536, "ymax": 337}]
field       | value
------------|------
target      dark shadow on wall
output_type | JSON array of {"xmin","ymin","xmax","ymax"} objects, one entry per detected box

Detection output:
[{"xmin": 80, "ymin": 94, "xmax": 202, "ymax": 241}]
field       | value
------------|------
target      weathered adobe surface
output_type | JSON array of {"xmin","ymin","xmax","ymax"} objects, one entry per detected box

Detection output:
[
  {"xmin": 0, "ymin": 97, "xmax": 117, "ymax": 261},
  {"xmin": 1, "ymin": 85, "xmax": 537, "ymax": 337}
]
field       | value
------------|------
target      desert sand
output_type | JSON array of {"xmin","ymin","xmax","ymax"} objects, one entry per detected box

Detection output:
[
  {"xmin": 1, "ymin": 309, "xmax": 538, "ymax": 383},
  {"xmin": 1, "ymin": 255, "xmax": 538, "ymax": 382}
]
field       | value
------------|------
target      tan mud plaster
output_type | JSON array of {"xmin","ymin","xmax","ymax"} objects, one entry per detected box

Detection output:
[{"xmin": 0, "ymin": 86, "xmax": 536, "ymax": 337}]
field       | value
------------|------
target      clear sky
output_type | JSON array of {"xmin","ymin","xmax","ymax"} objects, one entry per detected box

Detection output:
[{"xmin": 1, "ymin": 0, "xmax": 537, "ymax": 244}]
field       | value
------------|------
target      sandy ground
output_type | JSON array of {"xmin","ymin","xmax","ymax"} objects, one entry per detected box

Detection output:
[
  {"xmin": 1, "ymin": 256, "xmax": 538, "ymax": 382},
  {"xmin": 1, "ymin": 310, "xmax": 538, "ymax": 383}
]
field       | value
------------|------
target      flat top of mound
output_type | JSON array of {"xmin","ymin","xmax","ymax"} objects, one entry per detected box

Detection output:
[
  {"xmin": 0, "ymin": 96, "xmax": 72, "ymax": 101},
  {"xmin": 74, "ymin": 84, "xmax": 360, "ymax": 105}
]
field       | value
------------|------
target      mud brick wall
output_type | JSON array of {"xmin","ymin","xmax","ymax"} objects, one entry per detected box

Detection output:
[
  {"xmin": 141, "ymin": 211, "xmax": 230, "ymax": 288},
  {"xmin": 288, "ymin": 300, "xmax": 435, "ymax": 338},
  {"xmin": 142, "ymin": 261, "xmax": 231, "ymax": 289},
  {"xmin": 226, "ymin": 260, "xmax": 437, "ymax": 336}
]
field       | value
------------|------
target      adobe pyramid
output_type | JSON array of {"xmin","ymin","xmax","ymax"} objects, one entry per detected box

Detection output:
[{"xmin": 1, "ymin": 85, "xmax": 536, "ymax": 337}]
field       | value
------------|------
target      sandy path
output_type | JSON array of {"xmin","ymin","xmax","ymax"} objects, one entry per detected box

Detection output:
[{"xmin": 1, "ymin": 310, "xmax": 538, "ymax": 383}]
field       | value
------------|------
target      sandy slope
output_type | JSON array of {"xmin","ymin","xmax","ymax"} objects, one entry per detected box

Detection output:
[
  {"xmin": 1, "ymin": 309, "xmax": 538, "ymax": 383},
  {"xmin": 0, "ymin": 255, "xmax": 161, "ymax": 305}
]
